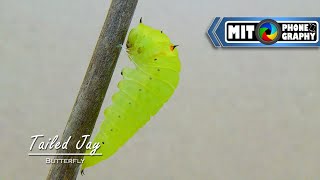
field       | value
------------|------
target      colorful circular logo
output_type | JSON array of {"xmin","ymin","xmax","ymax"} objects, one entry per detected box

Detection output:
[{"xmin": 255, "ymin": 19, "xmax": 281, "ymax": 45}]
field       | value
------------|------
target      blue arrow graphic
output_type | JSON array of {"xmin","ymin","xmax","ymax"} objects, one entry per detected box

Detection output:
[{"xmin": 207, "ymin": 17, "xmax": 222, "ymax": 47}]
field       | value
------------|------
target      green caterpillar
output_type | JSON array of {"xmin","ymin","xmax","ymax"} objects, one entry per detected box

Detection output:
[{"xmin": 81, "ymin": 20, "xmax": 181, "ymax": 172}]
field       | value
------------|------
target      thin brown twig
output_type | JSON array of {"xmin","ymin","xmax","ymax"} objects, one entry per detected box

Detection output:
[{"xmin": 46, "ymin": 0, "xmax": 138, "ymax": 179}]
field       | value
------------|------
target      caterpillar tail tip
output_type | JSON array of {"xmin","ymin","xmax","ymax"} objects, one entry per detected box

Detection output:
[{"xmin": 81, "ymin": 169, "xmax": 85, "ymax": 176}]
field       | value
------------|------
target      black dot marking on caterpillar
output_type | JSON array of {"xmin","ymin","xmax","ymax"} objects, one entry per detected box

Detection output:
[
  {"xmin": 121, "ymin": 71, "xmax": 123, "ymax": 75},
  {"xmin": 161, "ymin": 31, "xmax": 163, "ymax": 33},
  {"xmin": 102, "ymin": 142, "xmax": 105, "ymax": 144},
  {"xmin": 137, "ymin": 47, "xmax": 142, "ymax": 54},
  {"xmin": 118, "ymin": 115, "xmax": 121, "ymax": 118},
  {"xmin": 110, "ymin": 129, "xmax": 113, "ymax": 131},
  {"xmin": 149, "ymin": 77, "xmax": 152, "ymax": 80},
  {"xmin": 129, "ymin": 102, "xmax": 132, "ymax": 105},
  {"xmin": 140, "ymin": 17, "xmax": 142, "ymax": 23},
  {"xmin": 154, "ymin": 58, "xmax": 157, "ymax": 61},
  {"xmin": 126, "ymin": 41, "xmax": 131, "ymax": 48},
  {"xmin": 81, "ymin": 170, "xmax": 85, "ymax": 176},
  {"xmin": 157, "ymin": 68, "xmax": 160, "ymax": 72},
  {"xmin": 139, "ymin": 89, "xmax": 142, "ymax": 91}
]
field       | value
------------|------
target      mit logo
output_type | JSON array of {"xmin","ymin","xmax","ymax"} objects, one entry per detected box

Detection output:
[
  {"xmin": 227, "ymin": 24, "xmax": 255, "ymax": 40},
  {"xmin": 208, "ymin": 17, "xmax": 320, "ymax": 47}
]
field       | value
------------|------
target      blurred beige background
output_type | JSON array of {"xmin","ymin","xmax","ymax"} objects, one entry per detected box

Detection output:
[{"xmin": 1, "ymin": 0, "xmax": 320, "ymax": 179}]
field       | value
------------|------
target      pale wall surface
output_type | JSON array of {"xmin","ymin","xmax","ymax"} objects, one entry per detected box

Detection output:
[{"xmin": 1, "ymin": 0, "xmax": 320, "ymax": 179}]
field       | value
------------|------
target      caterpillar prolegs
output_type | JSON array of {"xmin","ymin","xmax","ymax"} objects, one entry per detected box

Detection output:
[{"xmin": 81, "ymin": 20, "xmax": 181, "ymax": 171}]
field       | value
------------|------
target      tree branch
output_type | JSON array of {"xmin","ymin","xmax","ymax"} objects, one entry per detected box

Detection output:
[{"xmin": 46, "ymin": 0, "xmax": 138, "ymax": 179}]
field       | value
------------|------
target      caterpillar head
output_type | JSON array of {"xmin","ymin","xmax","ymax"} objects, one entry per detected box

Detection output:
[{"xmin": 126, "ymin": 21, "xmax": 178, "ymax": 65}]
